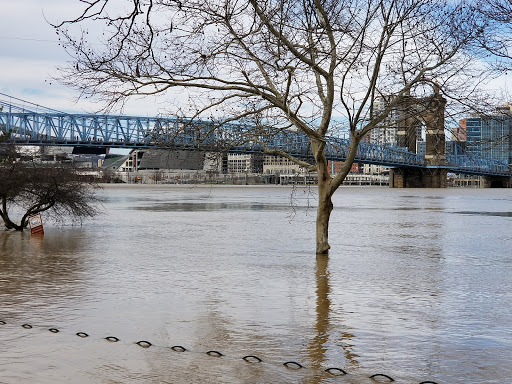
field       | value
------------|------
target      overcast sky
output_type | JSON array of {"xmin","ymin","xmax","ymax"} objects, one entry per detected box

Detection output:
[
  {"xmin": 0, "ymin": 0, "xmax": 72, "ymax": 109},
  {"xmin": 0, "ymin": 0, "xmax": 163, "ymax": 115},
  {"xmin": 2, "ymin": 0, "xmax": 512, "ymax": 118}
]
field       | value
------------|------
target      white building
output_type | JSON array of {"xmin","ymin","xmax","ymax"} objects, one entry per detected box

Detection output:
[
  {"xmin": 227, "ymin": 153, "xmax": 263, "ymax": 174},
  {"xmin": 263, "ymin": 155, "xmax": 305, "ymax": 175}
]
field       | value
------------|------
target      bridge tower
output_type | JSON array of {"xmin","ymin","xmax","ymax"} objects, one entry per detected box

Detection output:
[{"xmin": 390, "ymin": 87, "xmax": 448, "ymax": 188}]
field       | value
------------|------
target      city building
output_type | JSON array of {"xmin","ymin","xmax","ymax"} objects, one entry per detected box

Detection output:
[
  {"xmin": 466, "ymin": 104, "xmax": 512, "ymax": 165},
  {"xmin": 369, "ymin": 97, "xmax": 399, "ymax": 146},
  {"xmin": 371, "ymin": 96, "xmax": 428, "ymax": 150},
  {"xmin": 453, "ymin": 118, "xmax": 467, "ymax": 141},
  {"xmin": 366, "ymin": 96, "xmax": 426, "ymax": 177},
  {"xmin": 228, "ymin": 153, "xmax": 263, "ymax": 174},
  {"xmin": 263, "ymin": 155, "xmax": 304, "ymax": 176},
  {"xmin": 100, "ymin": 149, "xmax": 226, "ymax": 183},
  {"xmin": 327, "ymin": 160, "xmax": 360, "ymax": 175}
]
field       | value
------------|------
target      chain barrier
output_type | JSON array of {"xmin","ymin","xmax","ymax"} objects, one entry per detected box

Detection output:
[{"xmin": 0, "ymin": 319, "xmax": 439, "ymax": 383}]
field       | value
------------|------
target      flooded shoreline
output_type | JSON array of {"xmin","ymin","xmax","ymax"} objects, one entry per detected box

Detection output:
[{"xmin": 1, "ymin": 186, "xmax": 511, "ymax": 383}]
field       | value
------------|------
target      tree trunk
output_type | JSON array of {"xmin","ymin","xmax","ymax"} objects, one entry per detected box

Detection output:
[
  {"xmin": 1, "ymin": 197, "xmax": 50, "ymax": 231},
  {"xmin": 0, "ymin": 211, "xmax": 23, "ymax": 230},
  {"xmin": 312, "ymin": 139, "xmax": 333, "ymax": 254},
  {"xmin": 312, "ymin": 132, "xmax": 360, "ymax": 254},
  {"xmin": 0, "ymin": 197, "xmax": 20, "ymax": 230},
  {"xmin": 316, "ymin": 180, "xmax": 333, "ymax": 254}
]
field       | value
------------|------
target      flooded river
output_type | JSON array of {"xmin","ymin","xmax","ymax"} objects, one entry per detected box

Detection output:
[{"xmin": 0, "ymin": 185, "xmax": 511, "ymax": 384}]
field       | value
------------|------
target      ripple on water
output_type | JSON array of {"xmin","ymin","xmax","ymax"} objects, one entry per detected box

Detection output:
[{"xmin": 1, "ymin": 186, "xmax": 511, "ymax": 383}]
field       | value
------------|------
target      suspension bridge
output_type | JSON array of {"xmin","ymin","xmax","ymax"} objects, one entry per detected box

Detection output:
[{"xmin": 0, "ymin": 95, "xmax": 510, "ymax": 180}]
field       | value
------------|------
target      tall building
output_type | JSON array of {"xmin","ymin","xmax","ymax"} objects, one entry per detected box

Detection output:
[
  {"xmin": 466, "ymin": 105, "xmax": 512, "ymax": 165},
  {"xmin": 370, "ymin": 98, "xmax": 398, "ymax": 146},
  {"xmin": 453, "ymin": 118, "xmax": 467, "ymax": 141},
  {"xmin": 370, "ymin": 96, "xmax": 426, "ymax": 148},
  {"xmin": 367, "ymin": 96, "xmax": 426, "ymax": 175}
]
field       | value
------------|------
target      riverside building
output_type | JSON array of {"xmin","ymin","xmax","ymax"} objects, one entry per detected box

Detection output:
[{"xmin": 466, "ymin": 104, "xmax": 512, "ymax": 166}]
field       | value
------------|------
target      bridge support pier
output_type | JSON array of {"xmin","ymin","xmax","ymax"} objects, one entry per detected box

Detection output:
[
  {"xmin": 390, "ymin": 88, "xmax": 449, "ymax": 188},
  {"xmin": 481, "ymin": 176, "xmax": 512, "ymax": 188},
  {"xmin": 390, "ymin": 168, "xmax": 448, "ymax": 188}
]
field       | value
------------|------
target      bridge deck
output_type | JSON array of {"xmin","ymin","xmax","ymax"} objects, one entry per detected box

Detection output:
[{"xmin": 0, "ymin": 103, "xmax": 510, "ymax": 177}]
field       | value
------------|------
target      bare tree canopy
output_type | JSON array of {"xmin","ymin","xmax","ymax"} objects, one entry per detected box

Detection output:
[
  {"xmin": 0, "ymin": 158, "xmax": 101, "ymax": 231},
  {"xmin": 55, "ymin": 0, "xmax": 494, "ymax": 254},
  {"xmin": 474, "ymin": 0, "xmax": 512, "ymax": 67}
]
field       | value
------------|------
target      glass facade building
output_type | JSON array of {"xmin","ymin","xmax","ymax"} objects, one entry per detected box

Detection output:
[{"xmin": 466, "ymin": 106, "xmax": 512, "ymax": 165}]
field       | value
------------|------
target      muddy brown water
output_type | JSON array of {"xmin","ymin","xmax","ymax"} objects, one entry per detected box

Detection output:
[{"xmin": 1, "ymin": 185, "xmax": 511, "ymax": 383}]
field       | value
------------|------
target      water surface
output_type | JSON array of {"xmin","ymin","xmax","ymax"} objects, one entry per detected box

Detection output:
[{"xmin": 1, "ymin": 185, "xmax": 511, "ymax": 383}]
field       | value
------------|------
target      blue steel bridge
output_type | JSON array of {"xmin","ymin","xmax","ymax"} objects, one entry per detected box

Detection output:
[{"xmin": 0, "ymin": 98, "xmax": 510, "ymax": 177}]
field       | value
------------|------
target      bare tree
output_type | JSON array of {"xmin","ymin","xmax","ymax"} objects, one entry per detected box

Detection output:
[
  {"xmin": 473, "ymin": 0, "xmax": 512, "ymax": 68},
  {"xmin": 55, "ymin": 0, "xmax": 489, "ymax": 254},
  {"xmin": 0, "ymin": 159, "xmax": 101, "ymax": 231}
]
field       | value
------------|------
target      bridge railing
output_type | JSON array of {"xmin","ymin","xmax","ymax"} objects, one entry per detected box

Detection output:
[
  {"xmin": 446, "ymin": 153, "xmax": 510, "ymax": 175},
  {"xmin": 327, "ymin": 138, "xmax": 425, "ymax": 167}
]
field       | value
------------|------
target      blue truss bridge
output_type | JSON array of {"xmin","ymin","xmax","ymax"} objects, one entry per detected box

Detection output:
[{"xmin": 0, "ymin": 96, "xmax": 510, "ymax": 177}]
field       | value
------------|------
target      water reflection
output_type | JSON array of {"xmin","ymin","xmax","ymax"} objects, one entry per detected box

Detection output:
[
  {"xmin": 0, "ymin": 230, "xmax": 87, "ymax": 322},
  {"xmin": 306, "ymin": 255, "xmax": 357, "ymax": 383},
  {"xmin": 451, "ymin": 211, "xmax": 512, "ymax": 217},
  {"xmin": 135, "ymin": 202, "xmax": 292, "ymax": 212}
]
